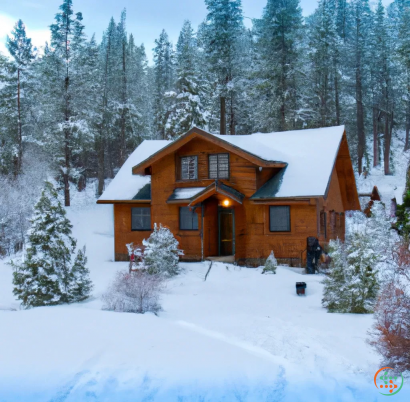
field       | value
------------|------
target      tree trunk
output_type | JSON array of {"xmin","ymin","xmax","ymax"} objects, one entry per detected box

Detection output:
[
  {"xmin": 119, "ymin": 40, "xmax": 127, "ymax": 166},
  {"xmin": 229, "ymin": 94, "xmax": 235, "ymax": 135},
  {"xmin": 334, "ymin": 67, "xmax": 340, "ymax": 126},
  {"xmin": 373, "ymin": 107, "xmax": 379, "ymax": 167},
  {"xmin": 220, "ymin": 97, "xmax": 226, "ymax": 135},
  {"xmin": 384, "ymin": 111, "xmax": 393, "ymax": 175},
  {"xmin": 405, "ymin": 103, "xmax": 410, "ymax": 151},
  {"xmin": 97, "ymin": 136, "xmax": 105, "ymax": 196},
  {"xmin": 17, "ymin": 68, "xmax": 22, "ymax": 174},
  {"xmin": 356, "ymin": 54, "xmax": 365, "ymax": 175}
]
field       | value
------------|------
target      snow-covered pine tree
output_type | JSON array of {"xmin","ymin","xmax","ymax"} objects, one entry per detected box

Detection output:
[
  {"xmin": 143, "ymin": 224, "xmax": 184, "ymax": 276},
  {"xmin": 5, "ymin": 19, "xmax": 35, "ymax": 174},
  {"xmin": 262, "ymin": 250, "xmax": 277, "ymax": 274},
  {"xmin": 306, "ymin": 0, "xmax": 341, "ymax": 127},
  {"xmin": 345, "ymin": 0, "xmax": 373, "ymax": 174},
  {"xmin": 153, "ymin": 30, "xmax": 175, "ymax": 139},
  {"xmin": 11, "ymin": 181, "xmax": 92, "ymax": 307},
  {"xmin": 254, "ymin": 0, "xmax": 303, "ymax": 132},
  {"xmin": 203, "ymin": 0, "xmax": 245, "ymax": 134},
  {"xmin": 164, "ymin": 20, "xmax": 206, "ymax": 139},
  {"xmin": 322, "ymin": 232, "xmax": 379, "ymax": 313},
  {"xmin": 70, "ymin": 246, "xmax": 93, "ymax": 302}
]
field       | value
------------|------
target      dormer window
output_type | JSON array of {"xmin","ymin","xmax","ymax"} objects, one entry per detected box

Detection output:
[
  {"xmin": 209, "ymin": 153, "xmax": 229, "ymax": 179},
  {"xmin": 181, "ymin": 156, "xmax": 198, "ymax": 180}
]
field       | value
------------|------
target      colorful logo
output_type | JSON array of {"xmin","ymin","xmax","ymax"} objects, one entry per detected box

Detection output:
[{"xmin": 374, "ymin": 367, "xmax": 404, "ymax": 396}]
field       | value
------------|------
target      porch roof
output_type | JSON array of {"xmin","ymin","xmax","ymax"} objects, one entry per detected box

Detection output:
[{"xmin": 166, "ymin": 181, "xmax": 245, "ymax": 206}]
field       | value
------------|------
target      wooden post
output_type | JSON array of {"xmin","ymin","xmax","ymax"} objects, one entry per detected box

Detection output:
[{"xmin": 220, "ymin": 97, "xmax": 226, "ymax": 135}]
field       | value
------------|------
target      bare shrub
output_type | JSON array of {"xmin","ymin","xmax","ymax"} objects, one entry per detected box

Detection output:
[
  {"xmin": 102, "ymin": 270, "xmax": 163, "ymax": 314},
  {"xmin": 369, "ymin": 278, "xmax": 410, "ymax": 372}
]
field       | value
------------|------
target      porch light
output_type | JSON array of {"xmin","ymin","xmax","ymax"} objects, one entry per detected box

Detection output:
[{"xmin": 223, "ymin": 199, "xmax": 230, "ymax": 207}]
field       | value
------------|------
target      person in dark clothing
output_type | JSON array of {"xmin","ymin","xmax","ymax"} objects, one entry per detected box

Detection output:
[{"xmin": 306, "ymin": 237, "xmax": 322, "ymax": 274}]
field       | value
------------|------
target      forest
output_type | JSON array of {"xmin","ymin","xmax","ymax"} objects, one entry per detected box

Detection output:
[{"xmin": 1, "ymin": 0, "xmax": 410, "ymax": 253}]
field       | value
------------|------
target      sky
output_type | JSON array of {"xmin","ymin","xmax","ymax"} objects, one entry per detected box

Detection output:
[{"xmin": 0, "ymin": 0, "xmax": 393, "ymax": 63}]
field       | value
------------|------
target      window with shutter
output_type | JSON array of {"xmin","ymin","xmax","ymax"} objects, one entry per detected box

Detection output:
[
  {"xmin": 209, "ymin": 153, "xmax": 229, "ymax": 179},
  {"xmin": 269, "ymin": 206, "xmax": 290, "ymax": 232},
  {"xmin": 181, "ymin": 156, "xmax": 198, "ymax": 180},
  {"xmin": 179, "ymin": 207, "xmax": 199, "ymax": 230},
  {"xmin": 131, "ymin": 207, "xmax": 151, "ymax": 230}
]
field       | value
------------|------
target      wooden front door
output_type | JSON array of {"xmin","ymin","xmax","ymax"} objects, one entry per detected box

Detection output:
[{"xmin": 218, "ymin": 208, "xmax": 235, "ymax": 256}]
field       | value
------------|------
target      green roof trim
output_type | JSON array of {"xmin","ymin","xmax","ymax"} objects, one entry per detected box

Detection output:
[
  {"xmin": 132, "ymin": 183, "xmax": 151, "ymax": 200},
  {"xmin": 250, "ymin": 168, "xmax": 287, "ymax": 200}
]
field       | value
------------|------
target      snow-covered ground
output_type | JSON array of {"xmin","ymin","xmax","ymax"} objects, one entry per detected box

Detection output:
[{"xmin": 1, "ymin": 192, "xmax": 408, "ymax": 402}]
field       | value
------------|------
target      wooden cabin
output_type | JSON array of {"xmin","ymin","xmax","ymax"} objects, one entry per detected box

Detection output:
[{"xmin": 97, "ymin": 126, "xmax": 360, "ymax": 266}]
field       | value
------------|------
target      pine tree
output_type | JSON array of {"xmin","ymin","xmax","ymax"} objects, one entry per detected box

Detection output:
[
  {"xmin": 153, "ymin": 30, "xmax": 175, "ymax": 139},
  {"xmin": 262, "ymin": 250, "xmax": 277, "ymax": 274},
  {"xmin": 203, "ymin": 0, "xmax": 245, "ymax": 134},
  {"xmin": 12, "ymin": 181, "xmax": 92, "ymax": 307},
  {"xmin": 6, "ymin": 20, "xmax": 35, "ymax": 174},
  {"xmin": 70, "ymin": 246, "xmax": 93, "ymax": 302},
  {"xmin": 254, "ymin": 0, "xmax": 303, "ymax": 131},
  {"xmin": 164, "ymin": 20, "xmax": 206, "ymax": 139},
  {"xmin": 143, "ymin": 224, "xmax": 184, "ymax": 276}
]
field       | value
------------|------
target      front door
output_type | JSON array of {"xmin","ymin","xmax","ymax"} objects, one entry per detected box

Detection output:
[{"xmin": 218, "ymin": 208, "xmax": 235, "ymax": 256}]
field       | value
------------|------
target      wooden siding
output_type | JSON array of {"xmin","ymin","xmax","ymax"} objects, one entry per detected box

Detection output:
[{"xmin": 112, "ymin": 133, "xmax": 358, "ymax": 263}]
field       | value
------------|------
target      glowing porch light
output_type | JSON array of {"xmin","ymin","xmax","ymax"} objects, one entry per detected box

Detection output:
[{"xmin": 223, "ymin": 199, "xmax": 230, "ymax": 207}]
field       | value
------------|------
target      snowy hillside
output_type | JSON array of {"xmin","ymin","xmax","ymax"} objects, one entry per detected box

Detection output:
[{"xmin": 1, "ymin": 186, "xmax": 409, "ymax": 401}]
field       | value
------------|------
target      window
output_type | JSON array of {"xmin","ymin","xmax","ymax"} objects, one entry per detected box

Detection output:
[
  {"xmin": 269, "ymin": 206, "xmax": 290, "ymax": 232},
  {"xmin": 180, "ymin": 207, "xmax": 199, "ymax": 230},
  {"xmin": 131, "ymin": 207, "xmax": 151, "ymax": 230},
  {"xmin": 209, "ymin": 153, "xmax": 229, "ymax": 179},
  {"xmin": 181, "ymin": 156, "xmax": 198, "ymax": 180}
]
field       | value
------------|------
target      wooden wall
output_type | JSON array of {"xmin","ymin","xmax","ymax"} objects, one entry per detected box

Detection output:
[{"xmin": 112, "ymin": 135, "xmax": 357, "ymax": 262}]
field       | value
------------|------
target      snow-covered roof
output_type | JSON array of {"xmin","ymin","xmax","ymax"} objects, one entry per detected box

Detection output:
[
  {"xmin": 212, "ymin": 125, "xmax": 344, "ymax": 198},
  {"xmin": 98, "ymin": 140, "xmax": 171, "ymax": 201},
  {"xmin": 99, "ymin": 126, "xmax": 345, "ymax": 202},
  {"xmin": 168, "ymin": 187, "xmax": 207, "ymax": 200}
]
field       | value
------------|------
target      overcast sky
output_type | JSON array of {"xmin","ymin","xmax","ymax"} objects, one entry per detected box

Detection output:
[{"xmin": 0, "ymin": 0, "xmax": 393, "ymax": 63}]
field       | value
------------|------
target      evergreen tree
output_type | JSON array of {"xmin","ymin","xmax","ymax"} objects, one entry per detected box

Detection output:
[
  {"xmin": 164, "ymin": 20, "xmax": 207, "ymax": 139},
  {"xmin": 12, "ymin": 182, "xmax": 92, "ymax": 307},
  {"xmin": 153, "ymin": 30, "xmax": 175, "ymax": 139},
  {"xmin": 5, "ymin": 20, "xmax": 35, "ymax": 174},
  {"xmin": 143, "ymin": 224, "xmax": 184, "ymax": 276},
  {"xmin": 254, "ymin": 0, "xmax": 303, "ymax": 131},
  {"xmin": 306, "ymin": 0, "xmax": 341, "ymax": 127},
  {"xmin": 262, "ymin": 250, "xmax": 277, "ymax": 274},
  {"xmin": 322, "ymin": 233, "xmax": 379, "ymax": 313},
  {"xmin": 203, "ymin": 0, "xmax": 245, "ymax": 134}
]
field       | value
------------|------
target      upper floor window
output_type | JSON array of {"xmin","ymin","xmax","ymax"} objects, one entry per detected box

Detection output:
[
  {"xmin": 269, "ymin": 206, "xmax": 290, "ymax": 232},
  {"xmin": 181, "ymin": 156, "xmax": 198, "ymax": 180},
  {"xmin": 209, "ymin": 153, "xmax": 229, "ymax": 179},
  {"xmin": 131, "ymin": 207, "xmax": 151, "ymax": 231}
]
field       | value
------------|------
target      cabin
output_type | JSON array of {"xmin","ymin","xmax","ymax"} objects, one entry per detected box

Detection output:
[{"xmin": 97, "ymin": 126, "xmax": 360, "ymax": 266}]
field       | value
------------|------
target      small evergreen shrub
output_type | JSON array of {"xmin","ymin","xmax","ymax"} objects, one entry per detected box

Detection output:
[
  {"xmin": 102, "ymin": 270, "xmax": 163, "ymax": 314},
  {"xmin": 262, "ymin": 251, "xmax": 277, "ymax": 274},
  {"xmin": 143, "ymin": 223, "xmax": 184, "ymax": 276},
  {"xmin": 322, "ymin": 234, "xmax": 379, "ymax": 313},
  {"xmin": 11, "ymin": 181, "xmax": 92, "ymax": 307}
]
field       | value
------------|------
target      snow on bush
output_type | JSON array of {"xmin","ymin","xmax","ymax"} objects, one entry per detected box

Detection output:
[
  {"xmin": 262, "ymin": 251, "xmax": 277, "ymax": 274},
  {"xmin": 11, "ymin": 181, "xmax": 93, "ymax": 307},
  {"xmin": 143, "ymin": 224, "xmax": 184, "ymax": 276},
  {"xmin": 102, "ymin": 270, "xmax": 163, "ymax": 314},
  {"xmin": 322, "ymin": 202, "xmax": 396, "ymax": 314}
]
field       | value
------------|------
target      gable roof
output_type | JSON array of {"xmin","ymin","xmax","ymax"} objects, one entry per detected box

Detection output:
[
  {"xmin": 98, "ymin": 125, "xmax": 347, "ymax": 203},
  {"xmin": 213, "ymin": 126, "xmax": 345, "ymax": 198},
  {"xmin": 131, "ymin": 127, "xmax": 287, "ymax": 175},
  {"xmin": 98, "ymin": 140, "xmax": 170, "ymax": 202}
]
